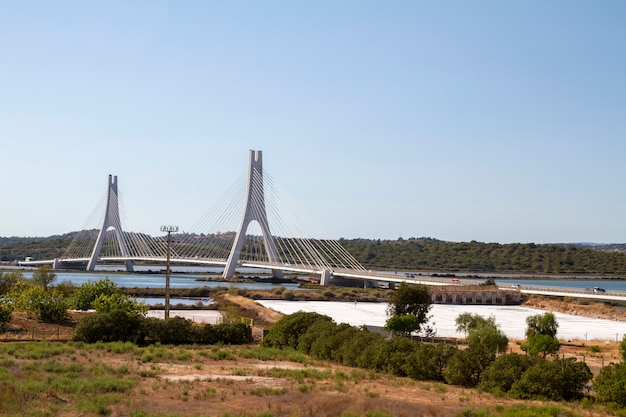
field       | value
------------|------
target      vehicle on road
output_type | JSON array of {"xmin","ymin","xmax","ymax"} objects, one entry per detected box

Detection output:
[{"xmin": 592, "ymin": 287, "xmax": 606, "ymax": 293}]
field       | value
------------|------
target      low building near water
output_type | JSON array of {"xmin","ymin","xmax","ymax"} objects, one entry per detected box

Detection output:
[{"xmin": 431, "ymin": 285, "xmax": 521, "ymax": 305}]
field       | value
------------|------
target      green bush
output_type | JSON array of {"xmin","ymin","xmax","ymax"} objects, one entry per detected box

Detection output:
[
  {"xmin": 478, "ymin": 353, "xmax": 534, "ymax": 393},
  {"xmin": 369, "ymin": 336, "xmax": 420, "ymax": 376},
  {"xmin": 404, "ymin": 343, "xmax": 457, "ymax": 382},
  {"xmin": 74, "ymin": 310, "xmax": 144, "ymax": 343},
  {"xmin": 211, "ymin": 322, "xmax": 252, "ymax": 344},
  {"xmin": 70, "ymin": 278, "xmax": 119, "ymax": 311},
  {"xmin": 335, "ymin": 329, "xmax": 384, "ymax": 368},
  {"xmin": 510, "ymin": 357, "xmax": 592, "ymax": 401},
  {"xmin": 594, "ymin": 362, "xmax": 626, "ymax": 407},
  {"xmin": 143, "ymin": 316, "xmax": 199, "ymax": 345},
  {"xmin": 261, "ymin": 311, "xmax": 333, "ymax": 349},
  {"xmin": 9, "ymin": 284, "xmax": 69, "ymax": 321},
  {"xmin": 0, "ymin": 303, "xmax": 12, "ymax": 326}
]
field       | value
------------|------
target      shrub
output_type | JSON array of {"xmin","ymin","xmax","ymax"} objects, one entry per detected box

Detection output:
[
  {"xmin": 9, "ymin": 285, "xmax": 69, "ymax": 321},
  {"xmin": 261, "ymin": 312, "xmax": 333, "ymax": 349},
  {"xmin": 336, "ymin": 329, "xmax": 384, "ymax": 368},
  {"xmin": 144, "ymin": 316, "xmax": 199, "ymax": 345},
  {"xmin": 510, "ymin": 357, "xmax": 592, "ymax": 401},
  {"xmin": 211, "ymin": 322, "xmax": 252, "ymax": 344},
  {"xmin": 478, "ymin": 353, "xmax": 534, "ymax": 393},
  {"xmin": 404, "ymin": 343, "xmax": 457, "ymax": 382},
  {"xmin": 0, "ymin": 303, "xmax": 12, "ymax": 326},
  {"xmin": 594, "ymin": 362, "xmax": 626, "ymax": 407},
  {"xmin": 74, "ymin": 310, "xmax": 144, "ymax": 343},
  {"xmin": 70, "ymin": 278, "xmax": 119, "ymax": 311},
  {"xmin": 520, "ymin": 334, "xmax": 560, "ymax": 358},
  {"xmin": 369, "ymin": 336, "xmax": 420, "ymax": 376}
]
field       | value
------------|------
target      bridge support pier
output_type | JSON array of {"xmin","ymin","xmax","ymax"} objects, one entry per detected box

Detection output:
[
  {"xmin": 223, "ymin": 150, "xmax": 283, "ymax": 279},
  {"xmin": 320, "ymin": 270, "xmax": 331, "ymax": 287},
  {"xmin": 87, "ymin": 175, "xmax": 134, "ymax": 272}
]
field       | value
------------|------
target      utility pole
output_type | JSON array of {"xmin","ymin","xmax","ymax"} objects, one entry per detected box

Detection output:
[{"xmin": 160, "ymin": 225, "xmax": 178, "ymax": 319}]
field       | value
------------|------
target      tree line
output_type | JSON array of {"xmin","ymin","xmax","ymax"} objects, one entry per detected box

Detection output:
[
  {"xmin": 3, "ymin": 233, "xmax": 626, "ymax": 275},
  {"xmin": 262, "ymin": 307, "xmax": 626, "ymax": 407},
  {"xmin": 341, "ymin": 237, "xmax": 626, "ymax": 275}
]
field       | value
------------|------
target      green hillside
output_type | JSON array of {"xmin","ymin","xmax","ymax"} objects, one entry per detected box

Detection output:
[{"xmin": 2, "ymin": 234, "xmax": 626, "ymax": 276}]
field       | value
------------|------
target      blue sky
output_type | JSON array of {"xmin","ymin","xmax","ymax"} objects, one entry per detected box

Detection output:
[{"xmin": 1, "ymin": 1, "xmax": 625, "ymax": 244}]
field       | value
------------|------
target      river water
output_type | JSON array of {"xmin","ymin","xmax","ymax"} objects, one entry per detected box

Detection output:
[{"xmin": 10, "ymin": 266, "xmax": 626, "ymax": 291}]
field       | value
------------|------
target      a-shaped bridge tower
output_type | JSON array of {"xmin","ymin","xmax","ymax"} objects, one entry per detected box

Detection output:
[
  {"xmin": 87, "ymin": 175, "xmax": 134, "ymax": 272},
  {"xmin": 223, "ymin": 150, "xmax": 283, "ymax": 279}
]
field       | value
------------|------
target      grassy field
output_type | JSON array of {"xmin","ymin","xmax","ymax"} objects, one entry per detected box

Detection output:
[
  {"xmin": 1, "ymin": 292, "xmax": 625, "ymax": 416},
  {"xmin": 0, "ymin": 340, "xmax": 613, "ymax": 417}
]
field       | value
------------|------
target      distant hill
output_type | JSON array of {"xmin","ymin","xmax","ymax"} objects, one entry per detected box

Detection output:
[
  {"xmin": 339, "ymin": 237, "xmax": 626, "ymax": 275},
  {"xmin": 2, "ymin": 234, "xmax": 626, "ymax": 276}
]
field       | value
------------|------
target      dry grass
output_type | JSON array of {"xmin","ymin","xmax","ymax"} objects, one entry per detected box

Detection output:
[
  {"xmin": 0, "ymin": 342, "xmax": 604, "ymax": 417},
  {"xmin": 523, "ymin": 295, "xmax": 626, "ymax": 322}
]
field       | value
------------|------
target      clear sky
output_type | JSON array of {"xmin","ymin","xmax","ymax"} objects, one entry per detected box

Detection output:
[{"xmin": 1, "ymin": 1, "xmax": 625, "ymax": 244}]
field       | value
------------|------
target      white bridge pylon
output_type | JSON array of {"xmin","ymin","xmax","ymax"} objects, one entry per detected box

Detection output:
[
  {"xmin": 223, "ymin": 150, "xmax": 283, "ymax": 279},
  {"xmin": 87, "ymin": 175, "xmax": 134, "ymax": 272},
  {"xmin": 25, "ymin": 149, "xmax": 373, "ymax": 286}
]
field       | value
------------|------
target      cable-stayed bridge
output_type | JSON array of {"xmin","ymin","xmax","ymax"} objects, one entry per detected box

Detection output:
[
  {"xmin": 18, "ymin": 149, "xmax": 626, "ymax": 301},
  {"xmin": 21, "ymin": 150, "xmax": 441, "ymax": 287}
]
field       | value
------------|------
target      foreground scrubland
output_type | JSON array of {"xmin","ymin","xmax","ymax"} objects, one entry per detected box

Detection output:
[{"xmin": 0, "ymin": 340, "xmax": 613, "ymax": 417}]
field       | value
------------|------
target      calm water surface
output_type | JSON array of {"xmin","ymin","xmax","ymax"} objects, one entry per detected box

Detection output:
[{"xmin": 10, "ymin": 266, "xmax": 626, "ymax": 291}]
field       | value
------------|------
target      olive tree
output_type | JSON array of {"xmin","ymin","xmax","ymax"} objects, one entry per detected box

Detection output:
[
  {"xmin": 444, "ymin": 313, "xmax": 509, "ymax": 387},
  {"xmin": 521, "ymin": 312, "xmax": 560, "ymax": 357},
  {"xmin": 525, "ymin": 312, "xmax": 559, "ymax": 338},
  {"xmin": 384, "ymin": 283, "xmax": 432, "ymax": 336}
]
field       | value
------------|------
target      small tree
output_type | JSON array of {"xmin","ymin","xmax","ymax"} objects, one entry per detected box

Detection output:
[
  {"xmin": 510, "ymin": 357, "xmax": 592, "ymax": 401},
  {"xmin": 0, "ymin": 271, "xmax": 22, "ymax": 295},
  {"xmin": 9, "ymin": 285, "xmax": 69, "ymax": 321},
  {"xmin": 383, "ymin": 314, "xmax": 423, "ymax": 337},
  {"xmin": 0, "ymin": 302, "xmax": 13, "ymax": 327},
  {"xmin": 478, "ymin": 353, "xmax": 534, "ymax": 393},
  {"xmin": 385, "ymin": 283, "xmax": 432, "ymax": 335},
  {"xmin": 31, "ymin": 265, "xmax": 57, "ymax": 288},
  {"xmin": 404, "ymin": 343, "xmax": 457, "ymax": 382},
  {"xmin": 261, "ymin": 311, "xmax": 333, "ymax": 350},
  {"xmin": 445, "ymin": 313, "xmax": 509, "ymax": 387},
  {"xmin": 455, "ymin": 313, "xmax": 496, "ymax": 335},
  {"xmin": 71, "ymin": 278, "xmax": 120, "ymax": 310},
  {"xmin": 92, "ymin": 292, "xmax": 148, "ymax": 316},
  {"xmin": 525, "ymin": 312, "xmax": 558, "ymax": 338},
  {"xmin": 522, "ymin": 312, "xmax": 560, "ymax": 357},
  {"xmin": 520, "ymin": 333, "xmax": 561, "ymax": 357},
  {"xmin": 594, "ymin": 362, "xmax": 626, "ymax": 407}
]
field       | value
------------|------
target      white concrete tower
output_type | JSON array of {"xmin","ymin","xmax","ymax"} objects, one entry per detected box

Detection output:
[
  {"xmin": 87, "ymin": 175, "xmax": 134, "ymax": 272},
  {"xmin": 223, "ymin": 150, "xmax": 283, "ymax": 278}
]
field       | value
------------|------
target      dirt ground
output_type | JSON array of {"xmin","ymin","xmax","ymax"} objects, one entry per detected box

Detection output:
[
  {"xmin": 0, "ymin": 341, "xmax": 609, "ymax": 417},
  {"xmin": 1, "ymin": 296, "xmax": 623, "ymax": 416}
]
